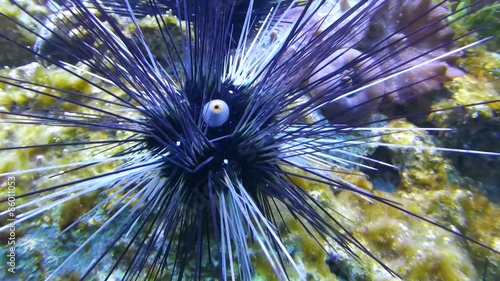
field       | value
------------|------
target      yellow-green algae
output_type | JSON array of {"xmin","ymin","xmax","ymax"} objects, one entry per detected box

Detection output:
[
  {"xmin": 457, "ymin": 48, "xmax": 500, "ymax": 91},
  {"xmin": 127, "ymin": 12, "xmax": 188, "ymax": 62},
  {"xmin": 266, "ymin": 117, "xmax": 500, "ymax": 280},
  {"xmin": 1, "ymin": 3, "xmax": 500, "ymax": 281},
  {"xmin": 0, "ymin": 61, "xmax": 134, "ymax": 264},
  {"xmin": 427, "ymin": 49, "xmax": 500, "ymax": 194},
  {"xmin": 2, "ymin": 62, "xmax": 499, "ymax": 279},
  {"xmin": 0, "ymin": 9, "xmax": 188, "ymax": 279},
  {"xmin": 430, "ymin": 74, "xmax": 500, "ymax": 125},
  {"xmin": 375, "ymin": 119, "xmax": 499, "ymax": 280},
  {"xmin": 0, "ymin": 0, "xmax": 47, "ymax": 66},
  {"xmin": 380, "ymin": 120, "xmax": 452, "ymax": 193}
]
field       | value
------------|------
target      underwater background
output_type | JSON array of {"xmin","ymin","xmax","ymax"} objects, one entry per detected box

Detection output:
[{"xmin": 0, "ymin": 0, "xmax": 499, "ymax": 280}]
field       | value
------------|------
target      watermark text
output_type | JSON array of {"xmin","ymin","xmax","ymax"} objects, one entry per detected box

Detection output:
[{"xmin": 5, "ymin": 176, "xmax": 16, "ymax": 274}]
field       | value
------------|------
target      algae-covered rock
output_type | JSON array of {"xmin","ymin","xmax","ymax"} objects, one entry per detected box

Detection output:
[
  {"xmin": 281, "ymin": 174, "xmax": 500, "ymax": 281},
  {"xmin": 34, "ymin": 5, "xmax": 186, "ymax": 67},
  {"xmin": 259, "ymin": 113, "xmax": 500, "ymax": 281},
  {"xmin": 1, "ymin": 1, "xmax": 499, "ymax": 280},
  {"xmin": 456, "ymin": 48, "xmax": 500, "ymax": 91},
  {"xmin": 128, "ymin": 12, "xmax": 187, "ymax": 64},
  {"xmin": 34, "ymin": 6, "xmax": 134, "ymax": 66},
  {"xmin": 0, "ymin": 0, "xmax": 48, "ymax": 66},
  {"xmin": 353, "ymin": 189, "xmax": 479, "ymax": 281},
  {"xmin": 0, "ymin": 62, "xmax": 99, "ymax": 110},
  {"xmin": 448, "ymin": 1, "xmax": 500, "ymax": 52},
  {"xmin": 0, "ymin": 61, "xmax": 132, "ymax": 280},
  {"xmin": 428, "ymin": 73, "xmax": 500, "ymax": 200},
  {"xmin": 341, "ymin": 117, "xmax": 499, "ymax": 280}
]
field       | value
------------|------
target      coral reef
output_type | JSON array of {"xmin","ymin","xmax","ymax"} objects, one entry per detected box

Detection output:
[
  {"xmin": 380, "ymin": 120, "xmax": 451, "ymax": 193},
  {"xmin": 0, "ymin": 0, "xmax": 47, "ymax": 66},
  {"xmin": 34, "ymin": 6, "xmax": 132, "ymax": 65}
]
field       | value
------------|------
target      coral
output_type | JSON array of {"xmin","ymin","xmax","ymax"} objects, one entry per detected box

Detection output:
[
  {"xmin": 285, "ymin": 0, "xmax": 464, "ymax": 121},
  {"xmin": 272, "ymin": 116, "xmax": 499, "ymax": 280},
  {"xmin": 34, "ymin": 6, "xmax": 132, "ymax": 65},
  {"xmin": 430, "ymin": 74, "xmax": 500, "ymax": 123},
  {"xmin": 353, "ymin": 189, "xmax": 479, "ymax": 280},
  {"xmin": 343, "ymin": 117, "xmax": 500, "ymax": 280},
  {"xmin": 309, "ymin": 48, "xmax": 385, "ymax": 122},
  {"xmin": 0, "ymin": 62, "xmax": 98, "ymax": 111},
  {"xmin": 459, "ymin": 192, "xmax": 500, "ymax": 280},
  {"xmin": 0, "ymin": 62, "xmax": 133, "ymax": 280},
  {"xmin": 282, "ymin": 155, "xmax": 485, "ymax": 281},
  {"xmin": 361, "ymin": 0, "xmax": 463, "ymax": 106},
  {"xmin": 368, "ymin": 115, "xmax": 500, "ymax": 279},
  {"xmin": 58, "ymin": 192, "xmax": 99, "ymax": 231},
  {"xmin": 277, "ymin": 166, "xmax": 371, "ymax": 280}
]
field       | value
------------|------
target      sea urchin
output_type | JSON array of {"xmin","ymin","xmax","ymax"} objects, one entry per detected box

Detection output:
[{"xmin": 0, "ymin": 0, "xmax": 499, "ymax": 280}]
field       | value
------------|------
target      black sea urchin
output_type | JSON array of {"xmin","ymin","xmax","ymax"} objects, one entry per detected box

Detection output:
[{"xmin": 0, "ymin": 0, "xmax": 499, "ymax": 280}]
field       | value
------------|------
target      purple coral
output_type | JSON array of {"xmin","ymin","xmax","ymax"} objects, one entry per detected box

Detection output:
[{"xmin": 303, "ymin": 0, "xmax": 466, "ymax": 121}]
